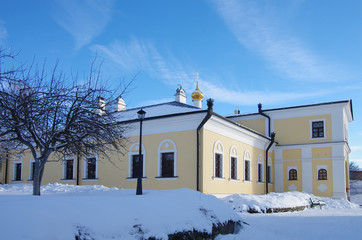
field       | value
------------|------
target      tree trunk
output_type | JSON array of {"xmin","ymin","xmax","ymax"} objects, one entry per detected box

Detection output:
[{"xmin": 32, "ymin": 161, "xmax": 44, "ymax": 196}]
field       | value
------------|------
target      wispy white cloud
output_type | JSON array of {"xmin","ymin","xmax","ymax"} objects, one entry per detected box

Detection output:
[
  {"xmin": 53, "ymin": 0, "xmax": 114, "ymax": 50},
  {"xmin": 0, "ymin": 21, "xmax": 8, "ymax": 45},
  {"xmin": 92, "ymin": 38, "xmax": 330, "ymax": 106},
  {"xmin": 210, "ymin": 0, "xmax": 351, "ymax": 82},
  {"xmin": 351, "ymin": 145, "xmax": 362, "ymax": 151}
]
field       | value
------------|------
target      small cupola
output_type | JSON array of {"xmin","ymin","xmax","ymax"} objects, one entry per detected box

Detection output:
[
  {"xmin": 174, "ymin": 85, "xmax": 187, "ymax": 104},
  {"xmin": 115, "ymin": 96, "xmax": 126, "ymax": 112},
  {"xmin": 191, "ymin": 73, "xmax": 203, "ymax": 108}
]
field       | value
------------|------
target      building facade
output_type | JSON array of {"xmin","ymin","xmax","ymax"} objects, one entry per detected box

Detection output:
[{"xmin": 0, "ymin": 83, "xmax": 353, "ymax": 198}]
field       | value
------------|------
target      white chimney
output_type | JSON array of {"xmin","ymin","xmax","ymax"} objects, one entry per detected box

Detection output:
[
  {"xmin": 115, "ymin": 96, "xmax": 126, "ymax": 112},
  {"xmin": 174, "ymin": 86, "xmax": 187, "ymax": 104},
  {"xmin": 97, "ymin": 96, "xmax": 106, "ymax": 115}
]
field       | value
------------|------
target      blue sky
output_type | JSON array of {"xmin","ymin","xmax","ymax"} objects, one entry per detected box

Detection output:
[{"xmin": 0, "ymin": 0, "xmax": 361, "ymax": 167}]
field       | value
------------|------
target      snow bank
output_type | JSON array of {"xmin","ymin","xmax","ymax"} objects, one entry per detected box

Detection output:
[
  {"xmin": 0, "ymin": 184, "xmax": 241, "ymax": 240},
  {"xmin": 218, "ymin": 191, "xmax": 359, "ymax": 213}
]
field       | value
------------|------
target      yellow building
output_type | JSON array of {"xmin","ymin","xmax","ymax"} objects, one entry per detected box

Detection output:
[{"xmin": 0, "ymin": 83, "xmax": 353, "ymax": 198}]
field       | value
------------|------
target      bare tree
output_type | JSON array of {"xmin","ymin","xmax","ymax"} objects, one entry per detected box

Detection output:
[
  {"xmin": 0, "ymin": 48, "xmax": 130, "ymax": 195},
  {"xmin": 350, "ymin": 161, "xmax": 361, "ymax": 180}
]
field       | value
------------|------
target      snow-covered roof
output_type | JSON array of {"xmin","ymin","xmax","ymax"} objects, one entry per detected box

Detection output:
[{"xmin": 112, "ymin": 101, "xmax": 204, "ymax": 122}]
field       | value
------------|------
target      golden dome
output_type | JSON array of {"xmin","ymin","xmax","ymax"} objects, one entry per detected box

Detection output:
[{"xmin": 191, "ymin": 80, "xmax": 204, "ymax": 100}]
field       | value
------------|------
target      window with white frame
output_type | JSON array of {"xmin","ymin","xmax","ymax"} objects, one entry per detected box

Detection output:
[
  {"xmin": 244, "ymin": 150, "xmax": 251, "ymax": 182},
  {"xmin": 288, "ymin": 167, "xmax": 298, "ymax": 180},
  {"xmin": 317, "ymin": 165, "xmax": 328, "ymax": 180},
  {"xmin": 128, "ymin": 143, "xmax": 146, "ymax": 179},
  {"xmin": 267, "ymin": 164, "xmax": 272, "ymax": 183},
  {"xmin": 213, "ymin": 141, "xmax": 224, "ymax": 179},
  {"xmin": 84, "ymin": 155, "xmax": 97, "ymax": 180},
  {"xmin": 267, "ymin": 157, "xmax": 272, "ymax": 183},
  {"xmin": 257, "ymin": 154, "xmax": 263, "ymax": 183},
  {"xmin": 63, "ymin": 158, "xmax": 74, "ymax": 180},
  {"xmin": 13, "ymin": 155, "xmax": 23, "ymax": 181},
  {"xmin": 158, "ymin": 139, "xmax": 177, "ymax": 178},
  {"xmin": 29, "ymin": 160, "xmax": 35, "ymax": 181},
  {"xmin": 310, "ymin": 119, "xmax": 326, "ymax": 139},
  {"xmin": 230, "ymin": 146, "xmax": 238, "ymax": 180}
]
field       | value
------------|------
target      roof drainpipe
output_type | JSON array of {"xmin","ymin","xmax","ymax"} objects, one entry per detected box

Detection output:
[
  {"xmin": 196, "ymin": 98, "xmax": 214, "ymax": 191},
  {"xmin": 266, "ymin": 132, "xmax": 275, "ymax": 194},
  {"xmin": 258, "ymin": 103, "xmax": 271, "ymax": 137}
]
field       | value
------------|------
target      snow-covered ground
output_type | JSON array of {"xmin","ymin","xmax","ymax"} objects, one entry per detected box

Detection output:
[
  {"xmin": 0, "ymin": 184, "xmax": 240, "ymax": 240},
  {"xmin": 1, "ymin": 183, "xmax": 362, "ymax": 240}
]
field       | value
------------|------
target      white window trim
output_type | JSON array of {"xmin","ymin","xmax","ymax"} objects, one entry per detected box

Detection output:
[
  {"xmin": 62, "ymin": 157, "xmax": 75, "ymax": 181},
  {"xmin": 28, "ymin": 158, "xmax": 35, "ymax": 181},
  {"xmin": 244, "ymin": 150, "xmax": 251, "ymax": 182},
  {"xmin": 128, "ymin": 143, "xmax": 146, "ymax": 178},
  {"xmin": 12, "ymin": 155, "xmax": 23, "ymax": 182},
  {"xmin": 229, "ymin": 146, "xmax": 238, "ymax": 181},
  {"xmin": 157, "ymin": 139, "xmax": 177, "ymax": 178},
  {"xmin": 288, "ymin": 166, "xmax": 298, "ymax": 180},
  {"xmin": 83, "ymin": 154, "xmax": 98, "ymax": 181},
  {"xmin": 309, "ymin": 119, "xmax": 327, "ymax": 140},
  {"xmin": 257, "ymin": 154, "xmax": 264, "ymax": 183},
  {"xmin": 213, "ymin": 140, "xmax": 224, "ymax": 179},
  {"xmin": 317, "ymin": 165, "xmax": 328, "ymax": 180}
]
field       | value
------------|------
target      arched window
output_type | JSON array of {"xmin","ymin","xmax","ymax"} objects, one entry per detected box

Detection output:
[
  {"xmin": 318, "ymin": 169, "xmax": 327, "ymax": 180},
  {"xmin": 257, "ymin": 154, "xmax": 263, "ymax": 183},
  {"xmin": 157, "ymin": 139, "xmax": 177, "ymax": 178},
  {"xmin": 29, "ymin": 158, "xmax": 35, "ymax": 181},
  {"xmin": 267, "ymin": 157, "xmax": 272, "ymax": 184},
  {"xmin": 244, "ymin": 150, "xmax": 251, "ymax": 182},
  {"xmin": 229, "ymin": 146, "xmax": 238, "ymax": 180},
  {"xmin": 63, "ymin": 157, "xmax": 74, "ymax": 180},
  {"xmin": 214, "ymin": 141, "xmax": 224, "ymax": 179},
  {"xmin": 128, "ymin": 143, "xmax": 146, "ymax": 178},
  {"xmin": 13, "ymin": 155, "xmax": 23, "ymax": 181},
  {"xmin": 289, "ymin": 169, "xmax": 297, "ymax": 180}
]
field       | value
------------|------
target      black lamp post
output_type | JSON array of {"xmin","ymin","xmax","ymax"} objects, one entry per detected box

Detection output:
[{"xmin": 136, "ymin": 109, "xmax": 146, "ymax": 195}]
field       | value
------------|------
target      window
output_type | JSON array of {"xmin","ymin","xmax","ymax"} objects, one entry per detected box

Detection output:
[
  {"xmin": 29, "ymin": 161, "xmax": 35, "ymax": 181},
  {"xmin": 310, "ymin": 120, "xmax": 326, "ymax": 139},
  {"xmin": 289, "ymin": 169, "xmax": 297, "ymax": 180},
  {"xmin": 13, "ymin": 155, "xmax": 22, "ymax": 181},
  {"xmin": 14, "ymin": 163, "xmax": 22, "ymax": 181},
  {"xmin": 258, "ymin": 163, "xmax": 263, "ymax": 182},
  {"xmin": 128, "ymin": 143, "xmax": 146, "ymax": 179},
  {"xmin": 63, "ymin": 158, "xmax": 74, "ymax": 180},
  {"xmin": 131, "ymin": 154, "xmax": 143, "ymax": 178},
  {"xmin": 213, "ymin": 141, "xmax": 224, "ymax": 179},
  {"xmin": 85, "ymin": 156, "xmax": 97, "ymax": 179},
  {"xmin": 267, "ymin": 165, "xmax": 272, "ymax": 183},
  {"xmin": 257, "ymin": 154, "xmax": 263, "ymax": 183},
  {"xmin": 244, "ymin": 150, "xmax": 251, "ymax": 182},
  {"xmin": 215, "ymin": 153, "xmax": 222, "ymax": 178},
  {"xmin": 230, "ymin": 157, "xmax": 237, "ymax": 180},
  {"xmin": 157, "ymin": 140, "xmax": 177, "ymax": 178},
  {"xmin": 161, "ymin": 152, "xmax": 174, "ymax": 177},
  {"xmin": 230, "ymin": 146, "xmax": 238, "ymax": 180},
  {"xmin": 318, "ymin": 169, "xmax": 327, "ymax": 180}
]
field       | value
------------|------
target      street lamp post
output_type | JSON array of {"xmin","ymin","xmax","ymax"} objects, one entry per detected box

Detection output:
[{"xmin": 136, "ymin": 109, "xmax": 146, "ymax": 195}]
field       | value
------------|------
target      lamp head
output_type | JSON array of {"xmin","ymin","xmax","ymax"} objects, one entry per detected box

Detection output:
[{"xmin": 137, "ymin": 109, "xmax": 146, "ymax": 120}]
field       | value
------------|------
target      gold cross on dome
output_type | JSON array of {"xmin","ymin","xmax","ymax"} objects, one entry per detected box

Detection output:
[{"xmin": 196, "ymin": 72, "xmax": 199, "ymax": 81}]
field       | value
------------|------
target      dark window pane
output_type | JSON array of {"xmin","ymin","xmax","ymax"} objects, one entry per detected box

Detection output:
[
  {"xmin": 312, "ymin": 121, "xmax": 324, "ymax": 138},
  {"xmin": 215, "ymin": 153, "xmax": 222, "ymax": 178},
  {"xmin": 289, "ymin": 169, "xmax": 297, "ymax": 180},
  {"xmin": 87, "ymin": 158, "xmax": 96, "ymax": 179},
  {"xmin": 318, "ymin": 169, "xmax": 327, "ymax": 180},
  {"xmin": 132, "ymin": 154, "xmax": 143, "ymax": 178},
  {"xmin": 258, "ymin": 163, "xmax": 263, "ymax": 182},
  {"xmin": 161, "ymin": 152, "xmax": 174, "ymax": 177},
  {"xmin": 15, "ymin": 163, "xmax": 22, "ymax": 181},
  {"xmin": 231, "ymin": 157, "xmax": 237, "ymax": 179},
  {"xmin": 65, "ymin": 160, "xmax": 73, "ymax": 179},
  {"xmin": 245, "ymin": 160, "xmax": 250, "ymax": 181}
]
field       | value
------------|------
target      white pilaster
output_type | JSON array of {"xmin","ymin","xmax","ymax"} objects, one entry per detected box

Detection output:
[
  {"xmin": 302, "ymin": 147, "xmax": 313, "ymax": 194},
  {"xmin": 274, "ymin": 149, "xmax": 283, "ymax": 192}
]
